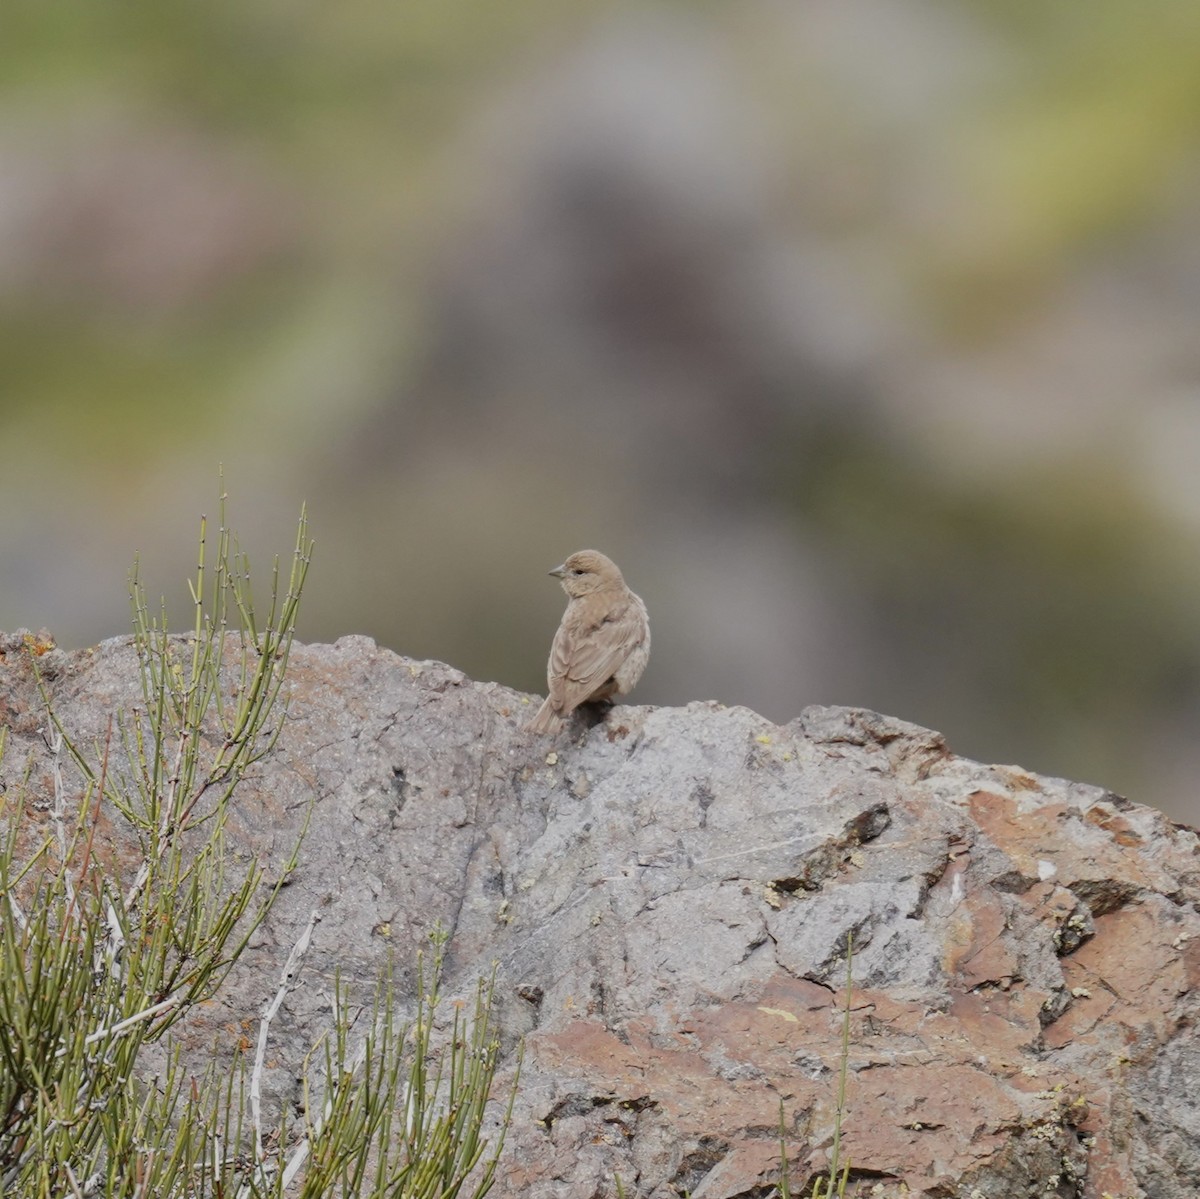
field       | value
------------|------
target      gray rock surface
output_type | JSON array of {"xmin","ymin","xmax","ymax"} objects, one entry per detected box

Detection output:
[{"xmin": 2, "ymin": 630, "xmax": 1198, "ymax": 1198}]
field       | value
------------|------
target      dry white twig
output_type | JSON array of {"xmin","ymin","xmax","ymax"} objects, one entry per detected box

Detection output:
[
  {"xmin": 61, "ymin": 1162, "xmax": 85, "ymax": 1199},
  {"xmin": 6, "ymin": 890, "xmax": 27, "ymax": 932},
  {"xmin": 48, "ymin": 729, "xmax": 78, "ymax": 917},
  {"xmin": 250, "ymin": 905, "xmax": 322, "ymax": 1166},
  {"xmin": 54, "ymin": 993, "xmax": 186, "ymax": 1056},
  {"xmin": 102, "ymin": 894, "xmax": 125, "ymax": 980}
]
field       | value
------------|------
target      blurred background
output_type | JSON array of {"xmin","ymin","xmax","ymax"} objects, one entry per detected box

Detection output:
[{"xmin": 3, "ymin": 0, "xmax": 1200, "ymax": 820}]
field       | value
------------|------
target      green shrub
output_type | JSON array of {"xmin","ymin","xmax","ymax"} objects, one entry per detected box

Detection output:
[{"xmin": 0, "ymin": 493, "xmax": 515, "ymax": 1197}]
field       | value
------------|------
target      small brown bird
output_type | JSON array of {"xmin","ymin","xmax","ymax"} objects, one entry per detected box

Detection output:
[{"xmin": 527, "ymin": 550, "xmax": 650, "ymax": 735}]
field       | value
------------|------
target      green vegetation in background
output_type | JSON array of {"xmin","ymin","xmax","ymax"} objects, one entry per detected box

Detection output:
[{"xmin": 781, "ymin": 416, "xmax": 1200, "ymax": 794}]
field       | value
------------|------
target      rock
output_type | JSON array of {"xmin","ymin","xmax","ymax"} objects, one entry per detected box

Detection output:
[{"xmin": 2, "ymin": 630, "xmax": 1197, "ymax": 1198}]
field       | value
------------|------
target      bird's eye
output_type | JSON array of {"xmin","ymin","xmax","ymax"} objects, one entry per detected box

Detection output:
[{"xmin": 572, "ymin": 568, "xmax": 584, "ymax": 576}]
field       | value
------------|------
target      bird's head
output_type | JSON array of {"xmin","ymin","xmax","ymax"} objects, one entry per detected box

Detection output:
[{"xmin": 550, "ymin": 549, "xmax": 624, "ymax": 598}]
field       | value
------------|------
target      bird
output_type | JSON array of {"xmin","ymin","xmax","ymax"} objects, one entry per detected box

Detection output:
[{"xmin": 527, "ymin": 550, "xmax": 650, "ymax": 735}]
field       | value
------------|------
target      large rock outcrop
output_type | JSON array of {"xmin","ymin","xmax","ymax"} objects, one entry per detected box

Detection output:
[{"xmin": 2, "ymin": 631, "xmax": 1198, "ymax": 1198}]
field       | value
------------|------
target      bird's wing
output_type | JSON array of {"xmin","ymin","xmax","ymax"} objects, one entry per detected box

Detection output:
[{"xmin": 548, "ymin": 594, "xmax": 644, "ymax": 714}]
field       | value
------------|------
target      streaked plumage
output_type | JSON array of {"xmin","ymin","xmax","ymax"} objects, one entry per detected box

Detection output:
[{"xmin": 527, "ymin": 550, "xmax": 650, "ymax": 735}]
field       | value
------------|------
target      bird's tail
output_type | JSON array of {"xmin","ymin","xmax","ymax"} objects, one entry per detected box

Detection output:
[{"xmin": 526, "ymin": 697, "xmax": 565, "ymax": 735}]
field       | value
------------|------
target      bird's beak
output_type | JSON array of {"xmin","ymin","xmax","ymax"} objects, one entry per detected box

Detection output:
[{"xmin": 548, "ymin": 563, "xmax": 567, "ymax": 579}]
